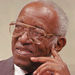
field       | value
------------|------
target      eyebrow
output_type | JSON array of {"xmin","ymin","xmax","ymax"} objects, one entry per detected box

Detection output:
[{"xmin": 34, "ymin": 25, "xmax": 45, "ymax": 31}]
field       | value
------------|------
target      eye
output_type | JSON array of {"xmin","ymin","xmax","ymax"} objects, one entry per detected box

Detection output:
[
  {"xmin": 46, "ymin": 35, "xmax": 53, "ymax": 39},
  {"xmin": 15, "ymin": 25, "xmax": 22, "ymax": 30},
  {"xmin": 34, "ymin": 32, "xmax": 45, "ymax": 38},
  {"xmin": 14, "ymin": 25, "xmax": 24, "ymax": 32}
]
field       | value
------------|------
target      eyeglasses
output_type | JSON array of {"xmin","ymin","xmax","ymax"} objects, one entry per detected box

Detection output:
[{"xmin": 9, "ymin": 21, "xmax": 60, "ymax": 44}]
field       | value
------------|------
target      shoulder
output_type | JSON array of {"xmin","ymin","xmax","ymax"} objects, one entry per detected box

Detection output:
[
  {"xmin": 0, "ymin": 57, "xmax": 13, "ymax": 64},
  {"xmin": 0, "ymin": 57, "xmax": 13, "ymax": 69},
  {"xmin": 0, "ymin": 57, "xmax": 14, "ymax": 75}
]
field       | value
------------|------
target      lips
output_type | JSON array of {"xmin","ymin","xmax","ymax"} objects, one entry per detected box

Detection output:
[
  {"xmin": 15, "ymin": 42, "xmax": 35, "ymax": 56},
  {"xmin": 16, "ymin": 47, "xmax": 33, "ymax": 55}
]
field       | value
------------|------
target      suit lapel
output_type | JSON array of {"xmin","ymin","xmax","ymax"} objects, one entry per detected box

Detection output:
[{"xmin": 6, "ymin": 57, "xmax": 14, "ymax": 75}]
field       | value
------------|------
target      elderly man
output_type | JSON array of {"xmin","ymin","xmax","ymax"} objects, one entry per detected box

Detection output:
[{"xmin": 0, "ymin": 0, "xmax": 70, "ymax": 75}]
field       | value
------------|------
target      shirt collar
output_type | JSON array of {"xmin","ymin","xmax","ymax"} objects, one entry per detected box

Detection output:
[{"xmin": 14, "ymin": 64, "xmax": 26, "ymax": 75}]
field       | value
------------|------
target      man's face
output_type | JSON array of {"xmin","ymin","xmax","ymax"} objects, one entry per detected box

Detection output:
[{"xmin": 12, "ymin": 2, "xmax": 58, "ymax": 70}]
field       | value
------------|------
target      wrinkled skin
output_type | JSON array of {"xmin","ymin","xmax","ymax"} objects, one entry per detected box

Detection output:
[
  {"xmin": 12, "ymin": 1, "xmax": 70, "ymax": 75},
  {"xmin": 31, "ymin": 46, "xmax": 70, "ymax": 75}
]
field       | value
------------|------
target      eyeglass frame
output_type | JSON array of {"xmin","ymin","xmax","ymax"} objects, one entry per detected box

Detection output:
[{"xmin": 9, "ymin": 21, "xmax": 61, "ymax": 41}]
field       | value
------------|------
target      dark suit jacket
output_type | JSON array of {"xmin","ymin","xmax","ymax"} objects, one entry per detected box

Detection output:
[{"xmin": 0, "ymin": 57, "xmax": 14, "ymax": 75}]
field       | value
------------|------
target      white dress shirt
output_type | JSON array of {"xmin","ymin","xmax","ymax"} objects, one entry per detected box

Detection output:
[{"xmin": 14, "ymin": 64, "xmax": 26, "ymax": 75}]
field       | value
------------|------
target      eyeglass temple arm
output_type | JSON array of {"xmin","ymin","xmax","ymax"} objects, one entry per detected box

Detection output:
[{"xmin": 9, "ymin": 21, "xmax": 37, "ymax": 29}]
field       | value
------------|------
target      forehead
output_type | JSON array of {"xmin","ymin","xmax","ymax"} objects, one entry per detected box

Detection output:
[{"xmin": 17, "ymin": 2, "xmax": 58, "ymax": 34}]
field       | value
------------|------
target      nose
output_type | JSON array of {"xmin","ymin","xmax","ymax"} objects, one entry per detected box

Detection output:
[{"xmin": 18, "ymin": 32, "xmax": 32, "ymax": 45}]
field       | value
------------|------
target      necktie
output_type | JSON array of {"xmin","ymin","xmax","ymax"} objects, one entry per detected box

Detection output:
[{"xmin": 25, "ymin": 73, "xmax": 32, "ymax": 75}]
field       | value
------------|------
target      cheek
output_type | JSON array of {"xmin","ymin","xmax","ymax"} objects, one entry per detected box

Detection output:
[
  {"xmin": 12, "ymin": 37, "xmax": 18, "ymax": 53},
  {"xmin": 35, "ymin": 39, "xmax": 51, "ymax": 56},
  {"xmin": 42, "ymin": 39, "xmax": 53, "ymax": 56}
]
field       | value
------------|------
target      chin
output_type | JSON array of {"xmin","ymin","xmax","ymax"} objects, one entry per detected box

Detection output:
[
  {"xmin": 14, "ymin": 57, "xmax": 37, "ymax": 73},
  {"xmin": 13, "ymin": 54, "xmax": 32, "ymax": 68}
]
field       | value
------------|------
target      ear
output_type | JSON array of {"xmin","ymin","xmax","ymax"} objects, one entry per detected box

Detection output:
[{"xmin": 55, "ymin": 37, "xmax": 66, "ymax": 52}]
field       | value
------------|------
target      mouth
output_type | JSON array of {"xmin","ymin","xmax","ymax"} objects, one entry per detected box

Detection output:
[{"xmin": 16, "ymin": 47, "xmax": 33, "ymax": 55}]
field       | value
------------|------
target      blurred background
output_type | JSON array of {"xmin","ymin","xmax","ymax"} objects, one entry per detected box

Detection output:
[{"xmin": 0, "ymin": 0, "xmax": 75, "ymax": 74}]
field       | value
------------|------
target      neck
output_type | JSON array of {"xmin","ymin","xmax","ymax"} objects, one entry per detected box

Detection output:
[{"xmin": 20, "ymin": 62, "xmax": 42, "ymax": 73}]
